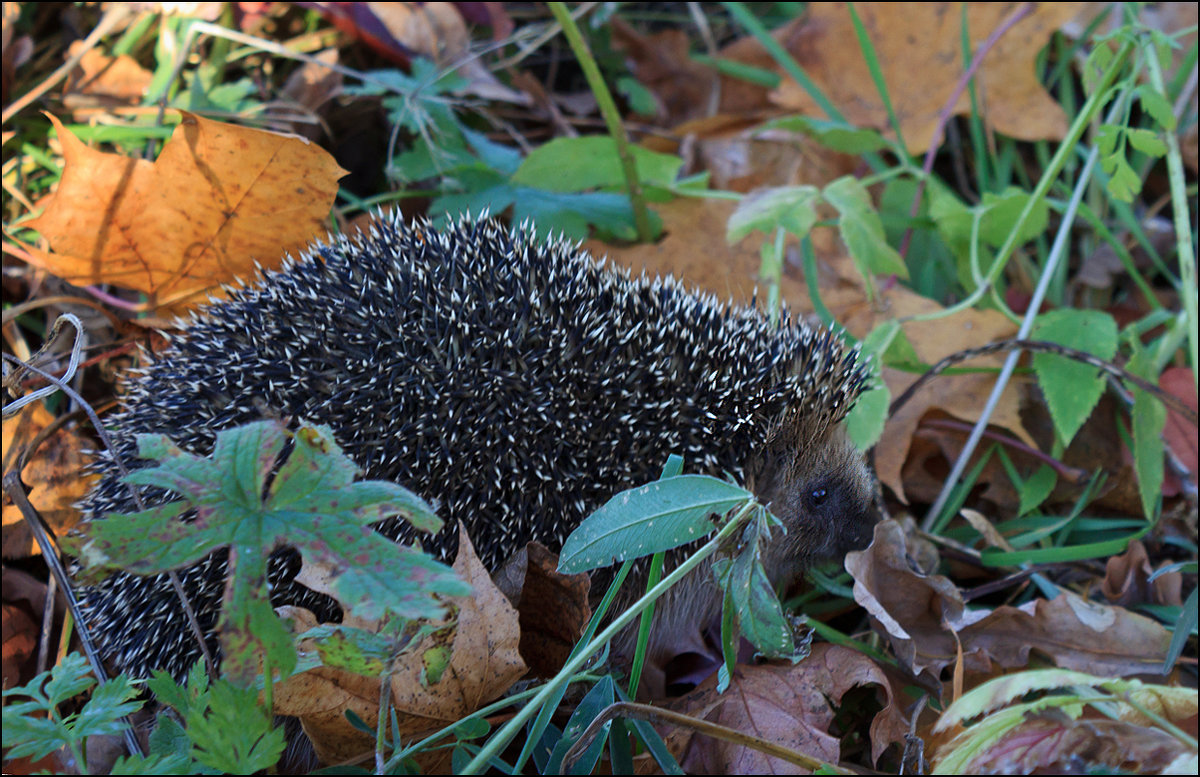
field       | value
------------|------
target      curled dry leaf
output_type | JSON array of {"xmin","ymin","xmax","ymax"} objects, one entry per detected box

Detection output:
[
  {"xmin": 274, "ymin": 527, "xmax": 526, "ymax": 766},
  {"xmin": 666, "ymin": 643, "xmax": 909, "ymax": 772},
  {"xmin": 848, "ymin": 520, "xmax": 1173, "ymax": 682},
  {"xmin": 1102, "ymin": 540, "xmax": 1184, "ymax": 608},
  {"xmin": 491, "ymin": 541, "xmax": 591, "ymax": 678},
  {"xmin": 24, "ymin": 112, "xmax": 346, "ymax": 313}
]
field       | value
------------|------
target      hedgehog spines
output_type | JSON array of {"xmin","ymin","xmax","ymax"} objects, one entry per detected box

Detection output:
[{"xmin": 77, "ymin": 211, "xmax": 871, "ymax": 681}]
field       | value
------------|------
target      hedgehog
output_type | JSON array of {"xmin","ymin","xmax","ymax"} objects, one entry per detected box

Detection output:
[{"xmin": 75, "ymin": 212, "xmax": 875, "ymax": 684}]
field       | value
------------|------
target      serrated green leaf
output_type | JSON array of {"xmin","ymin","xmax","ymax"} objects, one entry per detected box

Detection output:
[
  {"xmin": 71, "ymin": 675, "xmax": 142, "ymax": 739},
  {"xmin": 185, "ymin": 679, "xmax": 287, "ymax": 774},
  {"xmin": 727, "ymin": 185, "xmax": 819, "ymax": 243},
  {"xmin": 1126, "ymin": 127, "xmax": 1167, "ymax": 157},
  {"xmin": 71, "ymin": 420, "xmax": 467, "ymax": 688},
  {"xmin": 1136, "ymin": 85, "xmax": 1177, "ymax": 131},
  {"xmin": 558, "ymin": 475, "xmax": 751, "ymax": 573},
  {"xmin": 1105, "ymin": 154, "xmax": 1141, "ymax": 202},
  {"xmin": 40, "ymin": 652, "xmax": 96, "ymax": 705},
  {"xmin": 1030, "ymin": 310, "xmax": 1118, "ymax": 446},
  {"xmin": 823, "ymin": 176, "xmax": 909, "ymax": 279}
]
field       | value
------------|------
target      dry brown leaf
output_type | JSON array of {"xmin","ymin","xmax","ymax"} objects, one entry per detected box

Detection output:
[
  {"xmin": 491, "ymin": 541, "xmax": 590, "ymax": 678},
  {"xmin": 3, "ymin": 568, "xmax": 50, "ymax": 690},
  {"xmin": 846, "ymin": 284, "xmax": 1027, "ymax": 503},
  {"xmin": 936, "ymin": 711, "xmax": 1191, "ymax": 774},
  {"xmin": 282, "ymin": 47, "xmax": 343, "ymax": 114},
  {"xmin": 720, "ymin": 3, "xmax": 1080, "ymax": 154},
  {"xmin": 586, "ymin": 197, "xmax": 864, "ymax": 319},
  {"xmin": 2, "ymin": 403, "xmax": 95, "ymax": 558},
  {"xmin": 1160, "ymin": 366, "xmax": 1198, "ymax": 496},
  {"xmin": 848, "ymin": 520, "xmax": 1173, "ymax": 682},
  {"xmin": 62, "ymin": 39, "xmax": 152, "ymax": 112},
  {"xmin": 1102, "ymin": 540, "xmax": 1184, "ymax": 609},
  {"xmin": 667, "ymin": 643, "xmax": 908, "ymax": 772},
  {"xmin": 23, "ymin": 112, "xmax": 346, "ymax": 312},
  {"xmin": 275, "ymin": 527, "xmax": 526, "ymax": 766}
]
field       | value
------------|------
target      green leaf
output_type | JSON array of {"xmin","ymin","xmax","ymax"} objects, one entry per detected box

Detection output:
[
  {"xmin": 1017, "ymin": 464, "xmax": 1057, "ymax": 517},
  {"xmin": 511, "ymin": 136, "xmax": 683, "ymax": 192},
  {"xmin": 546, "ymin": 676, "xmax": 615, "ymax": 775},
  {"xmin": 182, "ymin": 679, "xmax": 287, "ymax": 774},
  {"xmin": 1127, "ymin": 348, "xmax": 1166, "ymax": 520},
  {"xmin": 727, "ymin": 185, "xmax": 819, "ymax": 243},
  {"xmin": 823, "ymin": 176, "xmax": 909, "ymax": 279},
  {"xmin": 729, "ymin": 541, "xmax": 795, "ymax": 657},
  {"xmin": 845, "ymin": 383, "xmax": 889, "ymax": 450},
  {"xmin": 1126, "ymin": 127, "xmax": 1167, "ymax": 157},
  {"xmin": 67, "ymin": 420, "xmax": 468, "ymax": 687},
  {"xmin": 1136, "ymin": 84, "xmax": 1177, "ymax": 131},
  {"xmin": 1030, "ymin": 310, "xmax": 1119, "ymax": 445},
  {"xmin": 558, "ymin": 475, "xmax": 751, "ymax": 573},
  {"xmin": 760, "ymin": 116, "xmax": 889, "ymax": 153},
  {"xmin": 977, "ymin": 188, "xmax": 1049, "ymax": 248}
]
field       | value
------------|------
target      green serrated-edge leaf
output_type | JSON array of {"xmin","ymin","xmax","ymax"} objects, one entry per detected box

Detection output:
[
  {"xmin": 71, "ymin": 675, "xmax": 142, "ymax": 739},
  {"xmin": 823, "ymin": 176, "xmax": 909, "ymax": 279},
  {"xmin": 1030, "ymin": 310, "xmax": 1119, "ymax": 445},
  {"xmin": 1126, "ymin": 127, "xmax": 1168, "ymax": 157},
  {"xmin": 40, "ymin": 652, "xmax": 96, "ymax": 705},
  {"xmin": 1136, "ymin": 84, "xmax": 1177, "ymax": 131},
  {"xmin": 186, "ymin": 680, "xmax": 287, "ymax": 774},
  {"xmin": 1106, "ymin": 155, "xmax": 1142, "ymax": 202},
  {"xmin": 727, "ymin": 185, "xmax": 819, "ymax": 243},
  {"xmin": 557, "ymin": 475, "xmax": 750, "ymax": 573}
]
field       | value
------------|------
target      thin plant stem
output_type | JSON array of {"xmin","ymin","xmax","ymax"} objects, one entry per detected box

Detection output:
[{"xmin": 548, "ymin": 2, "xmax": 653, "ymax": 241}]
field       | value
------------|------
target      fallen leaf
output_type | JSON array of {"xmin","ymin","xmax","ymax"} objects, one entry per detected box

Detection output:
[
  {"xmin": 668, "ymin": 643, "xmax": 908, "ymax": 771},
  {"xmin": 1101, "ymin": 540, "xmax": 1184, "ymax": 609},
  {"xmin": 61, "ymin": 39, "xmax": 152, "ymax": 113},
  {"xmin": 275, "ymin": 527, "xmax": 526, "ymax": 766},
  {"xmin": 718, "ymin": 3, "xmax": 1081, "ymax": 153},
  {"xmin": 849, "ymin": 520, "xmax": 1173, "ymax": 682},
  {"xmin": 24, "ymin": 112, "xmax": 346, "ymax": 312},
  {"xmin": 934, "ymin": 709, "xmax": 1191, "ymax": 774},
  {"xmin": 2, "ymin": 403, "xmax": 94, "ymax": 558},
  {"xmin": 491, "ymin": 541, "xmax": 591, "ymax": 678}
]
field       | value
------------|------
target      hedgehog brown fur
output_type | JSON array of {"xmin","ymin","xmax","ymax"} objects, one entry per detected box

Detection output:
[{"xmin": 76, "ymin": 212, "xmax": 875, "ymax": 682}]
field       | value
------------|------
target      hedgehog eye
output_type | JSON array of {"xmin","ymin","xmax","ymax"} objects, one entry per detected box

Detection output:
[{"xmin": 808, "ymin": 486, "xmax": 829, "ymax": 508}]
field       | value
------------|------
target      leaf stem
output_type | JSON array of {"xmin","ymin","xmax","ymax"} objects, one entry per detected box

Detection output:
[{"xmin": 548, "ymin": 2, "xmax": 653, "ymax": 241}]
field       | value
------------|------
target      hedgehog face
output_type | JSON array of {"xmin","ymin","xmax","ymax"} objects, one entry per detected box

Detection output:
[{"xmin": 746, "ymin": 423, "xmax": 878, "ymax": 584}]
